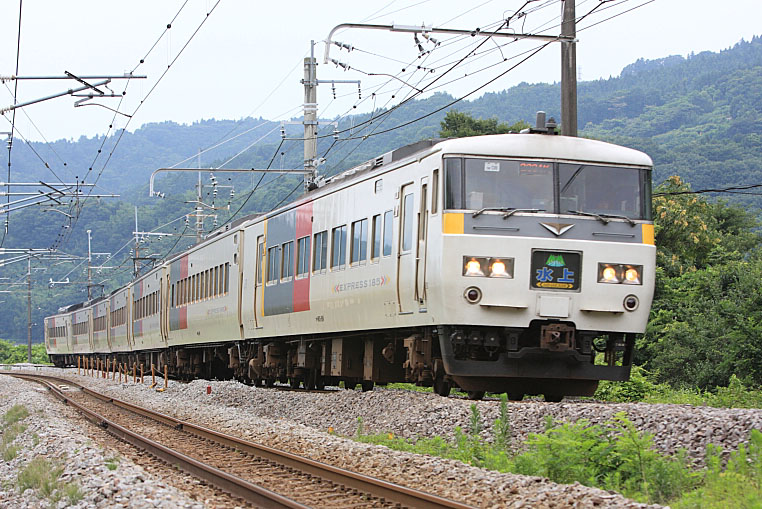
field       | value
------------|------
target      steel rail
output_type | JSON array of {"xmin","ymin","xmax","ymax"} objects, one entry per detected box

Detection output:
[
  {"xmin": 10, "ymin": 374, "xmax": 307, "ymax": 509},
  {"xmin": 11, "ymin": 373, "xmax": 476, "ymax": 509}
]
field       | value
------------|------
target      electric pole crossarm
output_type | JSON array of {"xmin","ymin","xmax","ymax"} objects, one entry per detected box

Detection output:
[
  {"xmin": 1, "ymin": 73, "xmax": 147, "ymax": 81},
  {"xmin": 323, "ymin": 22, "xmax": 575, "ymax": 63},
  {"xmin": 0, "ymin": 80, "xmax": 111, "ymax": 114},
  {"xmin": 149, "ymin": 167, "xmax": 309, "ymax": 197}
]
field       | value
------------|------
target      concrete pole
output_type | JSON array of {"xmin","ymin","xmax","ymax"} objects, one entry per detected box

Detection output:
[
  {"xmin": 561, "ymin": 0, "xmax": 578, "ymax": 137},
  {"xmin": 303, "ymin": 41, "xmax": 318, "ymax": 192},
  {"xmin": 27, "ymin": 256, "xmax": 32, "ymax": 362},
  {"xmin": 87, "ymin": 229, "xmax": 93, "ymax": 300}
]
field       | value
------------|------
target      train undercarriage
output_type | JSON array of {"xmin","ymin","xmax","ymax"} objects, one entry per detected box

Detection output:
[{"xmin": 50, "ymin": 320, "xmax": 635, "ymax": 400}]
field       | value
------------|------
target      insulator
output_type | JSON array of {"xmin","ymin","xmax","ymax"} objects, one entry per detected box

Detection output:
[
  {"xmin": 280, "ymin": 125, "xmax": 286, "ymax": 139},
  {"xmin": 333, "ymin": 128, "xmax": 339, "ymax": 140}
]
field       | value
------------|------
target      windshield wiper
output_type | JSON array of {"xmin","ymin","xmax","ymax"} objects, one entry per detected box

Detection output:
[
  {"xmin": 472, "ymin": 207, "xmax": 514, "ymax": 218},
  {"xmin": 503, "ymin": 208, "xmax": 544, "ymax": 219},
  {"xmin": 567, "ymin": 210, "xmax": 609, "ymax": 224},
  {"xmin": 598, "ymin": 213, "xmax": 637, "ymax": 227}
]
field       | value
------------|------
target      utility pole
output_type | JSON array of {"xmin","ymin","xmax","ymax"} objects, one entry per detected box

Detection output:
[
  {"xmin": 303, "ymin": 44, "xmax": 318, "ymax": 192},
  {"xmin": 561, "ymin": 0, "xmax": 578, "ymax": 137},
  {"xmin": 86, "ymin": 229, "xmax": 93, "ymax": 300},
  {"xmin": 134, "ymin": 207, "xmax": 140, "ymax": 277},
  {"xmin": 26, "ymin": 256, "xmax": 32, "ymax": 363}
]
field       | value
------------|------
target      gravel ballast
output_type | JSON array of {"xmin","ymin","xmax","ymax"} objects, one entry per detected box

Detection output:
[
  {"xmin": 0, "ymin": 374, "xmax": 210, "ymax": 509},
  {"xmin": 8, "ymin": 366, "xmax": 761, "ymax": 507},
  {"xmin": 18, "ymin": 368, "xmax": 749, "ymax": 508}
]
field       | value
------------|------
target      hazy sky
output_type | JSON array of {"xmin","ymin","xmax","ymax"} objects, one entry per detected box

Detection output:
[{"xmin": 0, "ymin": 0, "xmax": 759, "ymax": 144}]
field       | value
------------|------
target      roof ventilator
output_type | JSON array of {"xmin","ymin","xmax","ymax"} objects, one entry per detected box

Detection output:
[{"xmin": 520, "ymin": 111, "xmax": 558, "ymax": 135}]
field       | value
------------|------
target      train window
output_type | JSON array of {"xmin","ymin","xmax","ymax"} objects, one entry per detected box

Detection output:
[
  {"xmin": 313, "ymin": 231, "xmax": 327, "ymax": 273},
  {"xmin": 213, "ymin": 267, "xmax": 218, "ymax": 297},
  {"xmin": 402, "ymin": 193, "xmax": 414, "ymax": 252},
  {"xmin": 281, "ymin": 241, "xmax": 294, "ymax": 280},
  {"xmin": 419, "ymin": 184, "xmax": 428, "ymax": 241},
  {"xmin": 465, "ymin": 159, "xmax": 553, "ymax": 211},
  {"xmin": 200, "ymin": 273, "xmax": 205, "ymax": 301},
  {"xmin": 375, "ymin": 179, "xmax": 383, "ymax": 194},
  {"xmin": 444, "ymin": 158, "xmax": 463, "ymax": 209},
  {"xmin": 219, "ymin": 264, "xmax": 226, "ymax": 294},
  {"xmin": 371, "ymin": 215, "xmax": 382, "ymax": 261},
  {"xmin": 296, "ymin": 236, "xmax": 310, "ymax": 278},
  {"xmin": 559, "ymin": 163, "xmax": 646, "ymax": 219},
  {"xmin": 224, "ymin": 263, "xmax": 230, "ymax": 294},
  {"xmin": 267, "ymin": 247, "xmax": 279, "ymax": 284},
  {"xmin": 256, "ymin": 237, "xmax": 264, "ymax": 285},
  {"xmin": 207, "ymin": 270, "xmax": 212, "ymax": 298},
  {"xmin": 350, "ymin": 219, "xmax": 368, "ymax": 265},
  {"xmin": 331, "ymin": 225, "xmax": 347, "ymax": 270},
  {"xmin": 432, "ymin": 170, "xmax": 439, "ymax": 214},
  {"xmin": 383, "ymin": 210, "xmax": 393, "ymax": 256}
]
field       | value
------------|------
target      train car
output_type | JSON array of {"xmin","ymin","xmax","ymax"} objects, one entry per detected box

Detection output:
[
  {"xmin": 44, "ymin": 311, "xmax": 72, "ymax": 367},
  {"xmin": 108, "ymin": 286, "xmax": 132, "ymax": 352},
  {"xmin": 165, "ymin": 227, "xmax": 242, "ymax": 377},
  {"xmin": 69, "ymin": 304, "xmax": 92, "ymax": 356},
  {"xmin": 47, "ymin": 123, "xmax": 655, "ymax": 400},
  {"xmin": 231, "ymin": 124, "xmax": 655, "ymax": 399},
  {"xmin": 129, "ymin": 268, "xmax": 165, "ymax": 351},
  {"xmin": 91, "ymin": 297, "xmax": 110, "ymax": 354}
]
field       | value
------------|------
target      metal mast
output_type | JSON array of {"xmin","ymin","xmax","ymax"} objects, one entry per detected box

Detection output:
[{"xmin": 561, "ymin": 0, "xmax": 578, "ymax": 136}]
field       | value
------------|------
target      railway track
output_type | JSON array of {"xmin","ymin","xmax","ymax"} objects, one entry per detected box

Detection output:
[{"xmin": 9, "ymin": 373, "xmax": 475, "ymax": 509}]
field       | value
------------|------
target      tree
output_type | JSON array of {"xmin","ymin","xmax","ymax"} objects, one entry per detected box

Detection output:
[{"xmin": 439, "ymin": 110, "xmax": 530, "ymax": 138}]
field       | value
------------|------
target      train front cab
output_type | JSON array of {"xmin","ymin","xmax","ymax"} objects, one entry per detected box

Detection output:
[{"xmin": 432, "ymin": 135, "xmax": 655, "ymax": 399}]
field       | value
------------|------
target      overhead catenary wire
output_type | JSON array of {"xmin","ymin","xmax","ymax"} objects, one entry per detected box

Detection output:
[
  {"xmin": 53, "ymin": 0, "xmax": 223, "ymax": 252},
  {"xmin": 2, "ymin": 0, "xmax": 24, "ymax": 249}
]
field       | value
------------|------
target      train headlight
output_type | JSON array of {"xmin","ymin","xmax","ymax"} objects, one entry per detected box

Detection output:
[
  {"xmin": 600, "ymin": 265, "xmax": 620, "ymax": 283},
  {"xmin": 463, "ymin": 257, "xmax": 514, "ymax": 278},
  {"xmin": 488, "ymin": 258, "xmax": 514, "ymax": 278},
  {"xmin": 464, "ymin": 257, "xmax": 486, "ymax": 277},
  {"xmin": 623, "ymin": 266, "xmax": 641, "ymax": 285},
  {"xmin": 598, "ymin": 263, "xmax": 643, "ymax": 285}
]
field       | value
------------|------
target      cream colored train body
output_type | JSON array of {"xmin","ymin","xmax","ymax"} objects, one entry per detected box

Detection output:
[{"xmin": 45, "ymin": 132, "xmax": 655, "ymax": 400}]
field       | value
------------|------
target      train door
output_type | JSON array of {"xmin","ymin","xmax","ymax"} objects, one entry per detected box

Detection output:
[
  {"xmin": 161, "ymin": 273, "xmax": 170, "ymax": 344},
  {"xmin": 396, "ymin": 182, "xmax": 417, "ymax": 314},
  {"xmin": 415, "ymin": 177, "xmax": 429, "ymax": 307},
  {"xmin": 254, "ymin": 235, "xmax": 265, "ymax": 328}
]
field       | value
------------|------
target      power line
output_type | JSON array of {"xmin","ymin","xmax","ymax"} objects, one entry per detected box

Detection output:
[
  {"xmin": 53, "ymin": 0, "xmax": 223, "ymax": 252},
  {"xmin": 654, "ymin": 183, "xmax": 762, "ymax": 197},
  {"xmin": 2, "ymin": 0, "xmax": 24, "ymax": 249}
]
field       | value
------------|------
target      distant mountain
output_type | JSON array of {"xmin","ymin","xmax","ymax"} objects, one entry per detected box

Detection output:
[{"xmin": 2, "ymin": 36, "xmax": 761, "ymax": 341}]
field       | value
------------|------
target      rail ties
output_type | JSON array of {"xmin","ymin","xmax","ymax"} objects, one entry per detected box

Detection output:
[{"xmin": 6, "ymin": 373, "xmax": 475, "ymax": 509}]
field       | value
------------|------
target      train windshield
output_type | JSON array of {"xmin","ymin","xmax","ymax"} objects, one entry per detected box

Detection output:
[
  {"xmin": 444, "ymin": 157, "xmax": 651, "ymax": 220},
  {"xmin": 559, "ymin": 163, "xmax": 649, "ymax": 220}
]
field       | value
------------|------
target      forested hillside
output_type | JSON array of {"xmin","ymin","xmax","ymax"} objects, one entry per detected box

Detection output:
[{"xmin": 1, "ymin": 36, "xmax": 761, "ymax": 343}]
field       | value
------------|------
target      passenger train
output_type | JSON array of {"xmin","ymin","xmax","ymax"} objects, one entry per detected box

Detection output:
[{"xmin": 45, "ymin": 117, "xmax": 655, "ymax": 400}]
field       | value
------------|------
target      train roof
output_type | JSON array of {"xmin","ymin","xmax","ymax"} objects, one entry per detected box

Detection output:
[{"xmin": 310, "ymin": 133, "xmax": 651, "ymax": 195}]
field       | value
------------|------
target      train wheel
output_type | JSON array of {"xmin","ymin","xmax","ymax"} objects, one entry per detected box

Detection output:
[
  {"xmin": 314, "ymin": 377, "xmax": 325, "ymax": 391},
  {"xmin": 361, "ymin": 381, "xmax": 374, "ymax": 392},
  {"xmin": 434, "ymin": 378, "xmax": 451, "ymax": 397},
  {"xmin": 508, "ymin": 393, "xmax": 524, "ymax": 401},
  {"xmin": 290, "ymin": 378, "xmax": 301, "ymax": 389},
  {"xmin": 467, "ymin": 390, "xmax": 485, "ymax": 401},
  {"xmin": 265, "ymin": 378, "xmax": 275, "ymax": 388},
  {"xmin": 544, "ymin": 394, "xmax": 564, "ymax": 402}
]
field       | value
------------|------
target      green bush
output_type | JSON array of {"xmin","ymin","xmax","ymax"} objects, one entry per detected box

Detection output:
[
  {"xmin": 595, "ymin": 368, "xmax": 762, "ymax": 409},
  {"xmin": 349, "ymin": 406, "xmax": 762, "ymax": 506}
]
